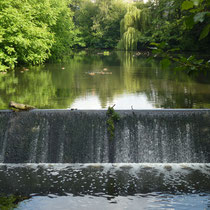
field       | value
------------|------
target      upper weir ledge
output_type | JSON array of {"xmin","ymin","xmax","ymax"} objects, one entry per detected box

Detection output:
[{"xmin": 0, "ymin": 109, "xmax": 210, "ymax": 163}]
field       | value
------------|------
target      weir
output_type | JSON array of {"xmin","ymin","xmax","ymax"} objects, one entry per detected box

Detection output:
[{"xmin": 0, "ymin": 110, "xmax": 210, "ymax": 163}]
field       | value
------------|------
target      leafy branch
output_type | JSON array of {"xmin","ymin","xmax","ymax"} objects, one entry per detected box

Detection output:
[
  {"xmin": 149, "ymin": 0, "xmax": 210, "ymax": 73},
  {"xmin": 181, "ymin": 0, "xmax": 210, "ymax": 40},
  {"xmin": 150, "ymin": 42, "xmax": 210, "ymax": 73}
]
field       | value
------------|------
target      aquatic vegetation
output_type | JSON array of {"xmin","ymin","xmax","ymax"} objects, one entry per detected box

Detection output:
[
  {"xmin": 0, "ymin": 195, "xmax": 30, "ymax": 209},
  {"xmin": 106, "ymin": 105, "xmax": 120, "ymax": 140},
  {"xmin": 103, "ymin": 51, "xmax": 110, "ymax": 56}
]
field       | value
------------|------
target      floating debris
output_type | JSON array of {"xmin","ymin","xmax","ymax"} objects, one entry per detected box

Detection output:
[
  {"xmin": 104, "ymin": 51, "xmax": 110, "ymax": 56},
  {"xmin": 88, "ymin": 72, "xmax": 96, "ymax": 76},
  {"xmin": 85, "ymin": 71, "xmax": 112, "ymax": 76},
  {"xmin": 23, "ymin": 67, "xmax": 29, "ymax": 71},
  {"xmin": 134, "ymin": 51, "xmax": 150, "ymax": 57},
  {"xmin": 9, "ymin": 101, "xmax": 36, "ymax": 111}
]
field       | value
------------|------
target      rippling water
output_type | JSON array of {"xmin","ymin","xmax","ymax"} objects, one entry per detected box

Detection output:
[{"xmin": 17, "ymin": 193, "xmax": 210, "ymax": 210}]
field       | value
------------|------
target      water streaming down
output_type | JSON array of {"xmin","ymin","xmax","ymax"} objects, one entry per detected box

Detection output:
[
  {"xmin": 0, "ymin": 110, "xmax": 210, "ymax": 209},
  {"xmin": 0, "ymin": 110, "xmax": 210, "ymax": 163}
]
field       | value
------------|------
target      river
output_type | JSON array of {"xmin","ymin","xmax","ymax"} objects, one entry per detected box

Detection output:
[{"xmin": 0, "ymin": 51, "xmax": 210, "ymax": 109}]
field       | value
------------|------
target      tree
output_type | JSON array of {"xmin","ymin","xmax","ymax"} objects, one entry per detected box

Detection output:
[
  {"xmin": 0, "ymin": 0, "xmax": 83, "ymax": 70},
  {"xmin": 49, "ymin": 0, "xmax": 85, "ymax": 61},
  {"xmin": 117, "ymin": 4, "xmax": 150, "ymax": 50},
  {"xmin": 0, "ymin": 0, "xmax": 54, "ymax": 71},
  {"xmin": 150, "ymin": 0, "xmax": 210, "ymax": 72},
  {"xmin": 74, "ymin": 0, "xmax": 126, "ymax": 48}
]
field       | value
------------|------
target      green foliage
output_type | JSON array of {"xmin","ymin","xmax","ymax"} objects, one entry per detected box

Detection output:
[
  {"xmin": 49, "ymin": 0, "xmax": 85, "ymax": 61},
  {"xmin": 150, "ymin": 42, "xmax": 210, "ymax": 73},
  {"xmin": 106, "ymin": 105, "xmax": 120, "ymax": 140},
  {"xmin": 182, "ymin": 0, "xmax": 210, "ymax": 40},
  {"xmin": 199, "ymin": 24, "xmax": 210, "ymax": 40},
  {"xmin": 0, "ymin": 195, "xmax": 30, "ymax": 209},
  {"xmin": 0, "ymin": 195, "xmax": 17, "ymax": 209},
  {"xmin": 118, "ymin": 5, "xmax": 144, "ymax": 50},
  {"xmin": 74, "ymin": 0, "xmax": 127, "ymax": 48},
  {"xmin": 0, "ymin": 66, "xmax": 57, "ymax": 109},
  {"xmin": 0, "ymin": 0, "xmax": 55, "ymax": 70},
  {"xmin": 118, "ymin": 27, "xmax": 141, "ymax": 50},
  {"xmin": 0, "ymin": 0, "xmax": 209, "ymax": 70},
  {"xmin": 0, "ymin": 0, "xmax": 83, "ymax": 70},
  {"xmin": 104, "ymin": 51, "xmax": 110, "ymax": 56},
  {"xmin": 149, "ymin": 0, "xmax": 209, "ymax": 72},
  {"xmin": 182, "ymin": 1, "xmax": 194, "ymax": 10},
  {"xmin": 141, "ymin": 0, "xmax": 209, "ymax": 51}
]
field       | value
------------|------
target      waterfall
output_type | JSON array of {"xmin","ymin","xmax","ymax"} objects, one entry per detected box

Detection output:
[{"xmin": 0, "ymin": 110, "xmax": 209, "ymax": 163}]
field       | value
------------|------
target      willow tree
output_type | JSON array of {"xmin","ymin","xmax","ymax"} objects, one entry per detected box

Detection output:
[{"xmin": 117, "ymin": 5, "xmax": 151, "ymax": 50}]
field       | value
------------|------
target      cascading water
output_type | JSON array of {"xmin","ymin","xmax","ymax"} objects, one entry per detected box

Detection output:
[
  {"xmin": 0, "ymin": 110, "xmax": 209, "ymax": 163},
  {"xmin": 0, "ymin": 110, "xmax": 210, "ymax": 209}
]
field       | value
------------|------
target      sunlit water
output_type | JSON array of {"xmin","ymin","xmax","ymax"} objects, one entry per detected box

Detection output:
[
  {"xmin": 17, "ymin": 194, "xmax": 210, "ymax": 210},
  {"xmin": 0, "ymin": 163, "xmax": 210, "ymax": 209},
  {"xmin": 0, "ymin": 51, "xmax": 210, "ymax": 109}
]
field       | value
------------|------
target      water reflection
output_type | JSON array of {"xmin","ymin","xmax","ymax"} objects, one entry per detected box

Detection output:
[
  {"xmin": 0, "ymin": 51, "xmax": 210, "ymax": 109},
  {"xmin": 16, "ymin": 194, "xmax": 210, "ymax": 210}
]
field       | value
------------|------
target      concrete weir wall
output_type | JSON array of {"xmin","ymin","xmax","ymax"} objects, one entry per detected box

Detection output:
[{"xmin": 0, "ymin": 110, "xmax": 210, "ymax": 163}]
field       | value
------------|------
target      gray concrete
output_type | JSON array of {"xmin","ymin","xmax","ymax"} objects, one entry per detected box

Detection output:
[{"xmin": 0, "ymin": 109, "xmax": 210, "ymax": 163}]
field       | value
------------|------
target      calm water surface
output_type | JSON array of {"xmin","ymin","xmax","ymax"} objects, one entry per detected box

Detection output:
[{"xmin": 0, "ymin": 51, "xmax": 210, "ymax": 109}]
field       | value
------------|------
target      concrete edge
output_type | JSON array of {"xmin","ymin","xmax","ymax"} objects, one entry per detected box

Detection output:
[{"xmin": 0, "ymin": 109, "xmax": 210, "ymax": 113}]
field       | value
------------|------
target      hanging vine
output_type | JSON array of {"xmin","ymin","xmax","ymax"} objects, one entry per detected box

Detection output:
[{"xmin": 106, "ymin": 105, "xmax": 120, "ymax": 140}]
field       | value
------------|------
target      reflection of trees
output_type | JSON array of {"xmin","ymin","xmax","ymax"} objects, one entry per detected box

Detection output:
[
  {"xmin": 0, "ymin": 67, "xmax": 57, "ymax": 109},
  {"xmin": 116, "ymin": 51, "xmax": 210, "ymax": 108},
  {"xmin": 68, "ymin": 51, "xmax": 210, "ymax": 108},
  {"xmin": 143, "ymin": 68, "xmax": 210, "ymax": 109},
  {"xmin": 51, "ymin": 52, "xmax": 127, "ymax": 108},
  {"xmin": 0, "ymin": 51, "xmax": 210, "ymax": 109},
  {"xmin": 67, "ymin": 57, "xmax": 124, "ymax": 108}
]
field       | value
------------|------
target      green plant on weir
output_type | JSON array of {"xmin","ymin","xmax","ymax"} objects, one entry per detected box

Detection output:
[
  {"xmin": 0, "ymin": 195, "xmax": 30, "ymax": 209},
  {"xmin": 106, "ymin": 105, "xmax": 120, "ymax": 140}
]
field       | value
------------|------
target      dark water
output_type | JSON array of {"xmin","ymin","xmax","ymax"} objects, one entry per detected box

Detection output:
[
  {"xmin": 0, "ymin": 51, "xmax": 210, "ymax": 109},
  {"xmin": 0, "ymin": 163, "xmax": 210, "ymax": 209}
]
